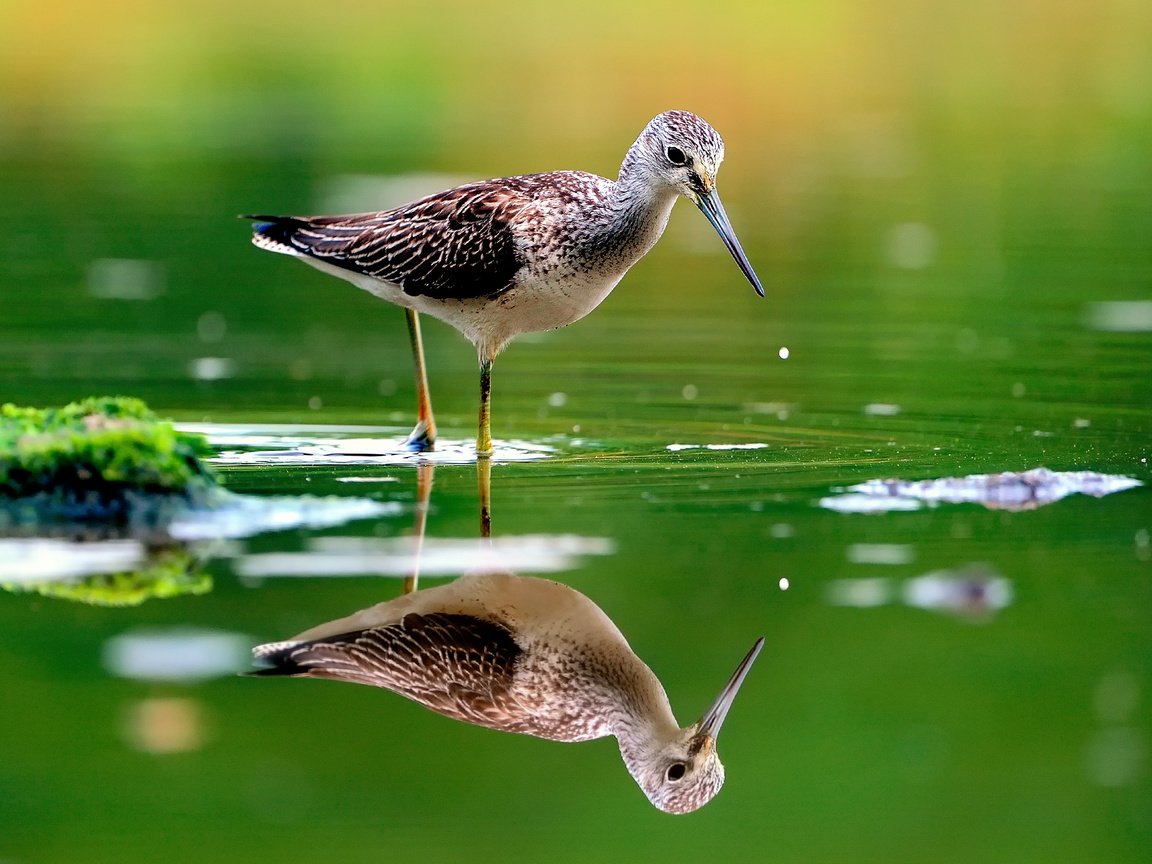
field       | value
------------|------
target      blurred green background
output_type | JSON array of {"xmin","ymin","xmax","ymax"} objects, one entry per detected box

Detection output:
[
  {"xmin": 4, "ymin": 0, "xmax": 1150, "ymax": 428},
  {"xmin": 1, "ymin": 1, "xmax": 1150, "ymax": 862}
]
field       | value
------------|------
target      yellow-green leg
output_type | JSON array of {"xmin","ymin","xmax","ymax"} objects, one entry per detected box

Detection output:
[
  {"xmin": 404, "ymin": 308, "xmax": 437, "ymax": 452},
  {"xmin": 402, "ymin": 461, "xmax": 435, "ymax": 595},
  {"xmin": 476, "ymin": 356, "xmax": 494, "ymax": 458},
  {"xmin": 477, "ymin": 455, "xmax": 492, "ymax": 539}
]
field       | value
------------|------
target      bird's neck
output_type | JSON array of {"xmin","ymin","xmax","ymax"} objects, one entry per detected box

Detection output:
[
  {"xmin": 605, "ymin": 664, "xmax": 682, "ymax": 773},
  {"xmin": 616, "ymin": 719, "xmax": 683, "ymax": 788},
  {"xmin": 595, "ymin": 155, "xmax": 678, "ymax": 262}
]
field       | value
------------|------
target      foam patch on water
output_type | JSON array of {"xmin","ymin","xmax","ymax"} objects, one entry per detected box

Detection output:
[
  {"xmin": 820, "ymin": 467, "xmax": 1142, "ymax": 513},
  {"xmin": 667, "ymin": 443, "xmax": 770, "ymax": 452},
  {"xmin": 183, "ymin": 423, "xmax": 557, "ymax": 465}
]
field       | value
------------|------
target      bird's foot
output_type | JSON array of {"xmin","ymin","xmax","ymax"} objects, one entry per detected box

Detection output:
[{"xmin": 404, "ymin": 418, "xmax": 437, "ymax": 453}]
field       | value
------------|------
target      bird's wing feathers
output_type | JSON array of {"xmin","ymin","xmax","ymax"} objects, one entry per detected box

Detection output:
[
  {"xmin": 255, "ymin": 612, "xmax": 528, "ymax": 729},
  {"xmin": 252, "ymin": 181, "xmax": 538, "ymax": 300}
]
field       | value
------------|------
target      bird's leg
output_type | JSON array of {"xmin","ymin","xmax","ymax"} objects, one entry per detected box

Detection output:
[
  {"xmin": 403, "ymin": 308, "xmax": 437, "ymax": 452},
  {"xmin": 403, "ymin": 461, "xmax": 435, "ymax": 595},
  {"xmin": 476, "ymin": 356, "xmax": 494, "ymax": 458},
  {"xmin": 477, "ymin": 455, "xmax": 492, "ymax": 539}
]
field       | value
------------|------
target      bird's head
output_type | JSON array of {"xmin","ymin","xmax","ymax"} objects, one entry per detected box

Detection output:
[
  {"xmin": 627, "ymin": 637, "xmax": 764, "ymax": 814},
  {"xmin": 638, "ymin": 110, "xmax": 727, "ymax": 201},
  {"xmin": 635, "ymin": 111, "xmax": 765, "ymax": 298},
  {"xmin": 632, "ymin": 723, "xmax": 727, "ymax": 814}
]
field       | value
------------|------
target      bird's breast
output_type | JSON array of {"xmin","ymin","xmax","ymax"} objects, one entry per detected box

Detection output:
[{"xmin": 506, "ymin": 265, "xmax": 627, "ymax": 328}]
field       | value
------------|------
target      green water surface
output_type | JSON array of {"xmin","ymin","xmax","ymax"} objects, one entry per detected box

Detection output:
[{"xmin": 1, "ymin": 2, "xmax": 1150, "ymax": 862}]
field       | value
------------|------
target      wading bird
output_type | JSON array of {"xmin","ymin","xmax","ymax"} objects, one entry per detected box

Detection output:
[
  {"xmin": 252, "ymin": 570, "xmax": 763, "ymax": 814},
  {"xmin": 248, "ymin": 110, "xmax": 763, "ymax": 456}
]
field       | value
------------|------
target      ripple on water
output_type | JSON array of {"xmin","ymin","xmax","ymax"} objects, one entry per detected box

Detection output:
[{"xmin": 182, "ymin": 423, "xmax": 558, "ymax": 466}]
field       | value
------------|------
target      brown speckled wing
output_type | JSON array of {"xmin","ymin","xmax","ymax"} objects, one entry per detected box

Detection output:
[
  {"xmin": 257, "ymin": 612, "xmax": 528, "ymax": 730},
  {"xmin": 252, "ymin": 181, "xmax": 534, "ymax": 300}
]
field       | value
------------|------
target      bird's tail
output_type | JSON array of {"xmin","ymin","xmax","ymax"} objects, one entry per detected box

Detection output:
[
  {"xmin": 247, "ymin": 639, "xmax": 309, "ymax": 677},
  {"xmin": 242, "ymin": 214, "xmax": 308, "ymax": 256}
]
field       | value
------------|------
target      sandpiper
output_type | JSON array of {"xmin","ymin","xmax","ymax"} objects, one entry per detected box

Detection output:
[
  {"xmin": 248, "ymin": 110, "xmax": 764, "ymax": 456},
  {"xmin": 252, "ymin": 570, "xmax": 764, "ymax": 814}
]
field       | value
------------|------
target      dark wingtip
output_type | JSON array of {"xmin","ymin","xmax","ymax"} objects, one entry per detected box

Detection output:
[
  {"xmin": 243, "ymin": 214, "xmax": 283, "ymax": 230},
  {"xmin": 244, "ymin": 214, "xmax": 308, "ymax": 251},
  {"xmin": 242, "ymin": 213, "xmax": 293, "ymax": 224},
  {"xmin": 245, "ymin": 640, "xmax": 309, "ymax": 677}
]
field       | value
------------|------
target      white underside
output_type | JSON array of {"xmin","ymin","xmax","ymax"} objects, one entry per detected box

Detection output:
[{"xmin": 298, "ymin": 254, "xmax": 630, "ymax": 361}]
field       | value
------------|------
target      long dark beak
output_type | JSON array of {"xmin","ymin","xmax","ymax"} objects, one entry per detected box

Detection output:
[
  {"xmin": 695, "ymin": 188, "xmax": 766, "ymax": 298},
  {"xmin": 697, "ymin": 637, "xmax": 765, "ymax": 741}
]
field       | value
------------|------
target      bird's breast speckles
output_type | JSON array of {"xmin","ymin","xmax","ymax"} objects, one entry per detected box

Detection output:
[{"xmin": 502, "ymin": 633, "xmax": 652, "ymax": 743}]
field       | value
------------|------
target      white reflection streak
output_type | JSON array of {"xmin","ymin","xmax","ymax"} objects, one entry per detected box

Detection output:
[
  {"xmin": 189, "ymin": 356, "xmax": 235, "ymax": 380},
  {"xmin": 104, "ymin": 628, "xmax": 253, "ymax": 682},
  {"xmin": 846, "ymin": 543, "xmax": 915, "ymax": 565},
  {"xmin": 0, "ymin": 538, "xmax": 146, "ymax": 582},
  {"xmin": 826, "ymin": 577, "xmax": 893, "ymax": 607},
  {"xmin": 237, "ymin": 534, "xmax": 615, "ymax": 578},
  {"xmin": 1085, "ymin": 300, "xmax": 1152, "ymax": 332},
  {"xmin": 165, "ymin": 496, "xmax": 399, "ymax": 541},
  {"xmin": 902, "ymin": 569, "xmax": 1013, "ymax": 616},
  {"xmin": 828, "ymin": 566, "xmax": 1013, "ymax": 620}
]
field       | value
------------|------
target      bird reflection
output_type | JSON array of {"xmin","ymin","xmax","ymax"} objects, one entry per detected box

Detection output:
[{"xmin": 251, "ymin": 460, "xmax": 763, "ymax": 814}]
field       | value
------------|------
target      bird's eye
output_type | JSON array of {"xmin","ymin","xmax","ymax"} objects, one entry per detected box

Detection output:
[
  {"xmin": 666, "ymin": 146, "xmax": 687, "ymax": 165},
  {"xmin": 666, "ymin": 762, "xmax": 687, "ymax": 782}
]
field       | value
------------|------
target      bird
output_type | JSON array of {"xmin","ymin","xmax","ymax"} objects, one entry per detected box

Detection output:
[
  {"xmin": 251, "ymin": 570, "xmax": 764, "ymax": 814},
  {"xmin": 246, "ymin": 110, "xmax": 765, "ymax": 457}
]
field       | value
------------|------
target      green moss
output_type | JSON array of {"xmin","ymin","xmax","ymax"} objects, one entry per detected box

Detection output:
[
  {"xmin": 0, "ymin": 397, "xmax": 218, "ymax": 519},
  {"xmin": 1, "ymin": 546, "xmax": 211, "ymax": 607}
]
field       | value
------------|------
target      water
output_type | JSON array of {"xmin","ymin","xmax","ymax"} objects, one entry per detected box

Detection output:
[{"xmin": 3, "ymin": 2, "xmax": 1152, "ymax": 861}]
